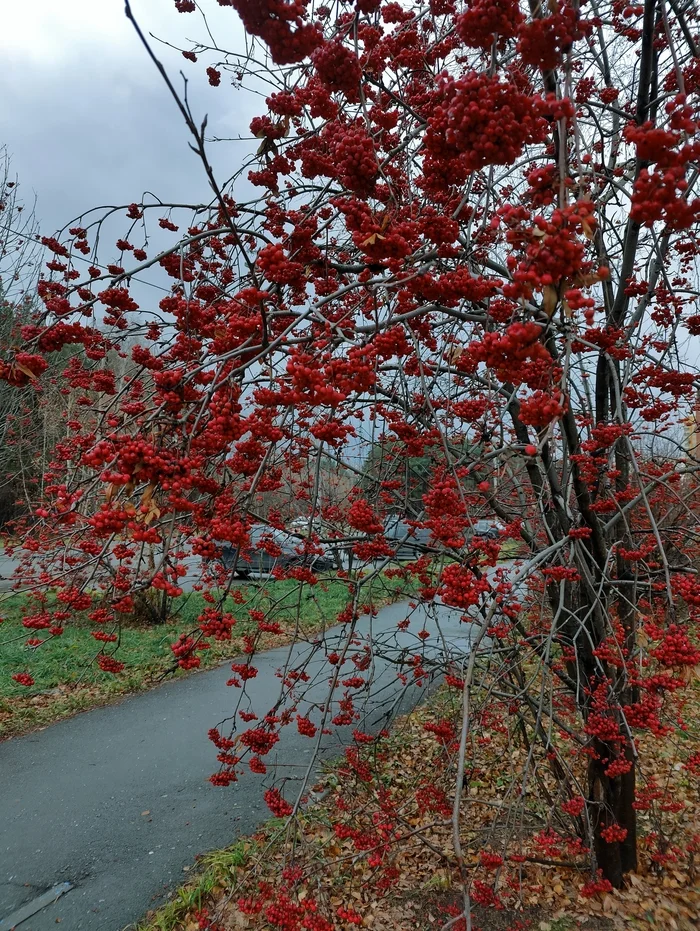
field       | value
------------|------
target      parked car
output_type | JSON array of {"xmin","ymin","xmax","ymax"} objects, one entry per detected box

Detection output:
[
  {"xmin": 220, "ymin": 524, "xmax": 336, "ymax": 578},
  {"xmin": 384, "ymin": 517, "xmax": 431, "ymax": 561},
  {"xmin": 471, "ymin": 519, "xmax": 502, "ymax": 540},
  {"xmin": 287, "ymin": 517, "xmax": 312, "ymax": 535}
]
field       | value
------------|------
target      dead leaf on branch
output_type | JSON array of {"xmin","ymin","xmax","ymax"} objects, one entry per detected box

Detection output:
[
  {"xmin": 543, "ymin": 285, "xmax": 559, "ymax": 317},
  {"xmin": 140, "ymin": 483, "xmax": 156, "ymax": 508},
  {"xmin": 571, "ymin": 271, "xmax": 606, "ymax": 288},
  {"xmin": 15, "ymin": 362, "xmax": 38, "ymax": 380},
  {"xmin": 361, "ymin": 233, "xmax": 386, "ymax": 248},
  {"xmin": 143, "ymin": 504, "xmax": 161, "ymax": 526},
  {"xmin": 581, "ymin": 218, "xmax": 595, "ymax": 241},
  {"xmin": 256, "ymin": 138, "xmax": 278, "ymax": 158}
]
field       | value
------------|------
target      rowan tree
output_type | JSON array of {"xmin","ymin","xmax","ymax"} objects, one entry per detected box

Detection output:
[{"xmin": 4, "ymin": 0, "xmax": 700, "ymax": 924}]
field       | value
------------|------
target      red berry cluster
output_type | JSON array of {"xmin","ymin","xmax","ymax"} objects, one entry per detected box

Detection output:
[
  {"xmin": 625, "ymin": 99, "xmax": 700, "ymax": 230},
  {"xmin": 209, "ymin": 771, "xmax": 238, "ymax": 787},
  {"xmin": 92, "ymin": 630, "xmax": 118, "ymax": 643},
  {"xmin": 230, "ymin": 661, "xmax": 258, "ymax": 680},
  {"xmin": 0, "ymin": 352, "xmax": 49, "ymax": 388},
  {"xmin": 264, "ymin": 787, "xmax": 294, "ymax": 817},
  {"xmin": 97, "ymin": 655, "xmax": 125, "ymax": 674},
  {"xmin": 347, "ymin": 498, "xmax": 384, "ymax": 534},
  {"xmin": 674, "ymin": 575, "xmax": 700, "ymax": 608},
  {"xmin": 584, "ymin": 688, "xmax": 622, "ymax": 744},
  {"xmin": 231, "ymin": 0, "xmax": 322, "ymax": 65},
  {"xmin": 425, "ymin": 72, "xmax": 546, "ymax": 173},
  {"xmin": 440, "ymin": 563, "xmax": 490, "ymax": 610},
  {"xmin": 98, "ymin": 287, "xmax": 139, "ymax": 313},
  {"xmin": 324, "ymin": 121, "xmax": 379, "ymax": 197},
  {"xmin": 336, "ymin": 907, "xmax": 363, "ymax": 925},
  {"xmin": 423, "ymin": 477, "xmax": 468, "ymax": 547},
  {"xmin": 250, "ymin": 114, "xmax": 288, "ymax": 140},
  {"xmin": 517, "ymin": 3, "xmax": 584, "ymax": 71},
  {"xmin": 456, "ymin": 0, "xmax": 523, "ymax": 50},
  {"xmin": 198, "ymin": 608, "xmax": 236, "ymax": 640},
  {"xmin": 423, "ymin": 718, "xmax": 457, "ymax": 745},
  {"xmin": 500, "ymin": 201, "xmax": 602, "ymax": 302},
  {"xmin": 171, "ymin": 634, "xmax": 202, "ymax": 670},
  {"xmin": 684, "ymin": 751, "xmax": 700, "ymax": 774},
  {"xmin": 415, "ymin": 783, "xmax": 452, "ymax": 818},
  {"xmin": 257, "ymin": 243, "xmax": 304, "ymax": 287},
  {"xmin": 296, "ymin": 715, "xmax": 317, "ymax": 737},
  {"xmin": 604, "ymin": 755, "xmax": 633, "ymax": 778},
  {"xmin": 416, "ymin": 268, "xmax": 499, "ymax": 306},
  {"xmin": 518, "ymin": 389, "xmax": 567, "ymax": 429},
  {"xmin": 650, "ymin": 624, "xmax": 700, "ymax": 668},
  {"xmin": 11, "ymin": 672, "xmax": 34, "ymax": 687},
  {"xmin": 267, "ymin": 90, "xmax": 304, "ymax": 118},
  {"xmin": 580, "ymin": 873, "xmax": 613, "ymax": 898},
  {"xmin": 238, "ymin": 888, "xmax": 333, "ymax": 931},
  {"xmin": 41, "ymin": 236, "xmax": 69, "ymax": 257},
  {"xmin": 561, "ymin": 795, "xmax": 585, "ymax": 817},
  {"xmin": 599, "ymin": 822, "xmax": 628, "ymax": 844},
  {"xmin": 240, "ymin": 727, "xmax": 280, "ymax": 755},
  {"xmin": 311, "ymin": 41, "xmax": 361, "ymax": 100},
  {"xmin": 631, "ymin": 165, "xmax": 700, "ymax": 230},
  {"xmin": 542, "ymin": 564, "xmax": 580, "ymax": 582},
  {"xmin": 467, "ymin": 321, "xmax": 551, "ymax": 388}
]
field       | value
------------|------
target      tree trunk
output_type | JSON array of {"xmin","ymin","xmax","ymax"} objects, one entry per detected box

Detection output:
[
  {"xmin": 560, "ymin": 564, "xmax": 640, "ymax": 887},
  {"xmin": 588, "ymin": 739, "xmax": 637, "ymax": 887}
]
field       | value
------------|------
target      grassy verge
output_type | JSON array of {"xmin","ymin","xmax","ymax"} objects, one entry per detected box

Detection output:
[
  {"xmin": 498, "ymin": 537, "xmax": 529, "ymax": 560},
  {"xmin": 136, "ymin": 840, "xmax": 252, "ymax": 931},
  {"xmin": 135, "ymin": 841, "xmax": 253, "ymax": 931},
  {"xmin": 0, "ymin": 574, "xmax": 410, "ymax": 739}
]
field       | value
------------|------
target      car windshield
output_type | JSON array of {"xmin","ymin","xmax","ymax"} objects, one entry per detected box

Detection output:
[
  {"xmin": 249, "ymin": 525, "xmax": 297, "ymax": 554},
  {"xmin": 385, "ymin": 518, "xmax": 410, "ymax": 537}
]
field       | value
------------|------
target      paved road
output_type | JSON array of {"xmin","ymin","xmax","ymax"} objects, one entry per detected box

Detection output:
[
  {"xmin": 0, "ymin": 552, "xmax": 20, "ymax": 593},
  {"xmin": 0, "ymin": 596, "xmax": 501, "ymax": 931},
  {"xmin": 0, "ymin": 560, "xmax": 523, "ymax": 931}
]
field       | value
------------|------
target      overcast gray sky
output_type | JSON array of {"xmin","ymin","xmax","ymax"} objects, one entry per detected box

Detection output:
[{"xmin": 1, "ymin": 0, "xmax": 257, "ymax": 234}]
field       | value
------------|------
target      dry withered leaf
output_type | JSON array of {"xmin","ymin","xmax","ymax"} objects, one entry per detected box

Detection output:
[{"xmin": 543, "ymin": 285, "xmax": 559, "ymax": 317}]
